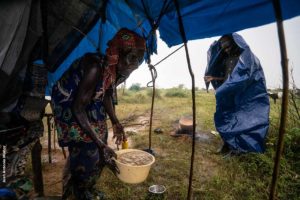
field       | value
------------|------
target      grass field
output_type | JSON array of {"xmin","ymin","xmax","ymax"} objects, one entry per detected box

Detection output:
[
  {"xmin": 91, "ymin": 88, "xmax": 299, "ymax": 200},
  {"xmin": 37, "ymin": 87, "xmax": 299, "ymax": 199}
]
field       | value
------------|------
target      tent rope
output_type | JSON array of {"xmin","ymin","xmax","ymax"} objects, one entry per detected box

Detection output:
[
  {"xmin": 172, "ymin": 0, "xmax": 197, "ymax": 199},
  {"xmin": 146, "ymin": 64, "xmax": 157, "ymax": 87},
  {"xmin": 269, "ymin": 0, "xmax": 289, "ymax": 199},
  {"xmin": 153, "ymin": 44, "xmax": 184, "ymax": 67}
]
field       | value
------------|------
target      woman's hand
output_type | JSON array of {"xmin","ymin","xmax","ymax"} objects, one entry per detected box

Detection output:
[
  {"xmin": 112, "ymin": 123, "xmax": 126, "ymax": 147},
  {"xmin": 204, "ymin": 76, "xmax": 225, "ymax": 82},
  {"xmin": 102, "ymin": 145, "xmax": 120, "ymax": 175}
]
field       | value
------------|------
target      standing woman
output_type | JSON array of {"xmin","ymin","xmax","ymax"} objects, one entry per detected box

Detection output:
[
  {"xmin": 51, "ymin": 28, "xmax": 146, "ymax": 199},
  {"xmin": 204, "ymin": 33, "xmax": 270, "ymax": 154}
]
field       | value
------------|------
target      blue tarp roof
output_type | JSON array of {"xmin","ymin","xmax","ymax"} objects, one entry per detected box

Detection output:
[
  {"xmin": 158, "ymin": 0, "xmax": 300, "ymax": 46},
  {"xmin": 47, "ymin": 0, "xmax": 300, "ymax": 95}
]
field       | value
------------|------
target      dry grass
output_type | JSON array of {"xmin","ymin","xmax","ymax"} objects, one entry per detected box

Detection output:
[
  {"xmin": 36, "ymin": 89, "xmax": 299, "ymax": 199},
  {"xmin": 96, "ymin": 89, "xmax": 221, "ymax": 199}
]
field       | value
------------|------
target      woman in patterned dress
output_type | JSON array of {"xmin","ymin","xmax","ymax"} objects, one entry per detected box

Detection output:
[{"xmin": 51, "ymin": 28, "xmax": 146, "ymax": 199}]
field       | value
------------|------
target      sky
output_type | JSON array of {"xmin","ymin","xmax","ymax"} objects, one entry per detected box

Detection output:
[{"xmin": 125, "ymin": 16, "xmax": 300, "ymax": 90}]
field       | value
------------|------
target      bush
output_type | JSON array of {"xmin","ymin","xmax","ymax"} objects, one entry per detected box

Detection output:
[
  {"xmin": 146, "ymin": 88, "xmax": 162, "ymax": 99},
  {"xmin": 120, "ymin": 93, "xmax": 147, "ymax": 104},
  {"xmin": 129, "ymin": 83, "xmax": 141, "ymax": 91},
  {"xmin": 165, "ymin": 88, "xmax": 188, "ymax": 98},
  {"xmin": 132, "ymin": 93, "xmax": 147, "ymax": 103},
  {"xmin": 178, "ymin": 84, "xmax": 185, "ymax": 89}
]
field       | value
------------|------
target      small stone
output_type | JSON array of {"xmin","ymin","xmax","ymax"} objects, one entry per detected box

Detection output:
[{"xmin": 154, "ymin": 128, "xmax": 163, "ymax": 134}]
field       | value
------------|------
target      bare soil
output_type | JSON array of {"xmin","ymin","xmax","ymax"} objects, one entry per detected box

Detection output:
[
  {"xmin": 39, "ymin": 113, "xmax": 220, "ymax": 197},
  {"xmin": 39, "ymin": 114, "xmax": 151, "ymax": 196}
]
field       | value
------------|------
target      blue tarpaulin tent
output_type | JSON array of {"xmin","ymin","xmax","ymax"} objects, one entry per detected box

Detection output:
[
  {"xmin": 1, "ymin": 0, "xmax": 300, "ymax": 199},
  {"xmin": 46, "ymin": 0, "xmax": 300, "ymax": 94},
  {"xmin": 2, "ymin": 0, "xmax": 300, "ymax": 100}
]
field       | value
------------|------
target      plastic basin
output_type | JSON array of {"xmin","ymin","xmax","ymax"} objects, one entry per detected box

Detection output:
[{"xmin": 115, "ymin": 149, "xmax": 155, "ymax": 184}]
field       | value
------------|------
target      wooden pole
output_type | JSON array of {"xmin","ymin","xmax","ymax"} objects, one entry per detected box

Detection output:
[
  {"xmin": 148, "ymin": 65, "xmax": 156, "ymax": 151},
  {"xmin": 46, "ymin": 114, "xmax": 52, "ymax": 163},
  {"xmin": 269, "ymin": 0, "xmax": 289, "ymax": 199},
  {"xmin": 31, "ymin": 140, "xmax": 44, "ymax": 196},
  {"xmin": 173, "ymin": 0, "xmax": 197, "ymax": 199}
]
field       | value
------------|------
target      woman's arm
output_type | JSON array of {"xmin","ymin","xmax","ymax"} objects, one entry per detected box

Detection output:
[
  {"xmin": 72, "ymin": 54, "xmax": 119, "ymax": 173},
  {"xmin": 204, "ymin": 76, "xmax": 225, "ymax": 82},
  {"xmin": 103, "ymin": 89, "xmax": 126, "ymax": 146},
  {"xmin": 72, "ymin": 55, "xmax": 106, "ymax": 149},
  {"xmin": 103, "ymin": 88, "xmax": 119, "ymax": 124}
]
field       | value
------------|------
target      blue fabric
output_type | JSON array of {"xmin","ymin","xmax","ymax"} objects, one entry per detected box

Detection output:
[
  {"xmin": 119, "ymin": 0, "xmax": 300, "ymax": 46},
  {"xmin": 207, "ymin": 33, "xmax": 270, "ymax": 153},
  {"xmin": 158, "ymin": 0, "xmax": 300, "ymax": 46},
  {"xmin": 46, "ymin": 0, "xmax": 300, "ymax": 95},
  {"xmin": 0, "ymin": 188, "xmax": 16, "ymax": 198},
  {"xmin": 47, "ymin": 0, "xmax": 154, "ymax": 94},
  {"xmin": 204, "ymin": 40, "xmax": 225, "ymax": 90},
  {"xmin": 68, "ymin": 142, "xmax": 103, "ymax": 190},
  {"xmin": 47, "ymin": 22, "xmax": 103, "ymax": 95},
  {"xmin": 63, "ymin": 142, "xmax": 106, "ymax": 199}
]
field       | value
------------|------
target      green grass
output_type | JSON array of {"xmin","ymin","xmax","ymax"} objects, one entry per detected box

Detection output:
[{"xmin": 94, "ymin": 88, "xmax": 300, "ymax": 200}]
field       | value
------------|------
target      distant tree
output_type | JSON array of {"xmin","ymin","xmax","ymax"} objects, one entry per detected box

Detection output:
[
  {"xmin": 178, "ymin": 84, "xmax": 185, "ymax": 89},
  {"xmin": 129, "ymin": 83, "xmax": 141, "ymax": 91}
]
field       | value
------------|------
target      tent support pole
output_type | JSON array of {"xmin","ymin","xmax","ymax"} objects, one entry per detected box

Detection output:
[
  {"xmin": 270, "ymin": 0, "xmax": 289, "ymax": 199},
  {"xmin": 173, "ymin": 0, "xmax": 196, "ymax": 199},
  {"xmin": 147, "ymin": 64, "xmax": 157, "ymax": 152},
  {"xmin": 31, "ymin": 140, "xmax": 44, "ymax": 196}
]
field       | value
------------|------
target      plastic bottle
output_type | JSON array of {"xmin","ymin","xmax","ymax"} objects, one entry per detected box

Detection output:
[{"xmin": 122, "ymin": 139, "xmax": 128, "ymax": 149}]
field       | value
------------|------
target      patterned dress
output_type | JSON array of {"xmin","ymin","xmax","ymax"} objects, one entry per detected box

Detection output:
[
  {"xmin": 51, "ymin": 53, "xmax": 108, "ymax": 147},
  {"xmin": 51, "ymin": 53, "xmax": 111, "ymax": 199},
  {"xmin": 50, "ymin": 28, "xmax": 146, "ymax": 199}
]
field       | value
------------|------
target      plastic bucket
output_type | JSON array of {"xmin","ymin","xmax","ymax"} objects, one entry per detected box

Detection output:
[{"xmin": 115, "ymin": 149, "xmax": 155, "ymax": 184}]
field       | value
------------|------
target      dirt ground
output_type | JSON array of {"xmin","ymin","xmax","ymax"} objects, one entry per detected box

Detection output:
[
  {"xmin": 39, "ymin": 115, "xmax": 151, "ymax": 196},
  {"xmin": 39, "ymin": 113, "xmax": 219, "ymax": 197}
]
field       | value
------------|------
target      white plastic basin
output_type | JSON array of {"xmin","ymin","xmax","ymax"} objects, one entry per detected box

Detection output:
[{"xmin": 115, "ymin": 149, "xmax": 155, "ymax": 184}]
